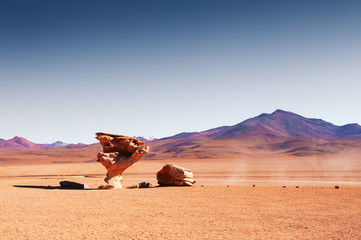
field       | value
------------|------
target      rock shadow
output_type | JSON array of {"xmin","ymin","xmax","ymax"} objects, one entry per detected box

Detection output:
[
  {"xmin": 13, "ymin": 185, "xmax": 61, "ymax": 189},
  {"xmin": 12, "ymin": 185, "xmax": 98, "ymax": 190}
]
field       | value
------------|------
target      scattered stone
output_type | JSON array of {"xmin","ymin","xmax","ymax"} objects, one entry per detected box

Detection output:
[
  {"xmin": 201, "ymin": 185, "xmax": 204, "ymax": 187},
  {"xmin": 98, "ymin": 185, "xmax": 114, "ymax": 189},
  {"xmin": 96, "ymin": 133, "xmax": 149, "ymax": 189},
  {"xmin": 59, "ymin": 181, "xmax": 89, "ymax": 189},
  {"xmin": 138, "ymin": 182, "xmax": 151, "ymax": 188},
  {"xmin": 335, "ymin": 185, "xmax": 340, "ymax": 189},
  {"xmin": 252, "ymin": 184, "xmax": 256, "ymax": 187},
  {"xmin": 157, "ymin": 164, "xmax": 196, "ymax": 186},
  {"xmin": 296, "ymin": 186, "xmax": 299, "ymax": 188},
  {"xmin": 283, "ymin": 186, "xmax": 286, "ymax": 188}
]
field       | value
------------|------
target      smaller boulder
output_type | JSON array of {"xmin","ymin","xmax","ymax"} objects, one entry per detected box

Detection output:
[
  {"xmin": 138, "ymin": 182, "xmax": 151, "ymax": 188},
  {"xmin": 157, "ymin": 164, "xmax": 195, "ymax": 186},
  {"xmin": 60, "ymin": 181, "xmax": 89, "ymax": 189}
]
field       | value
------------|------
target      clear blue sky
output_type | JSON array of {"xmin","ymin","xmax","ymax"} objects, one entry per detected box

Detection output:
[{"xmin": 1, "ymin": 0, "xmax": 361, "ymax": 144}]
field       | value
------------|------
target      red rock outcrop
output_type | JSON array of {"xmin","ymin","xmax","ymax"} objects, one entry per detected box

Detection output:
[
  {"xmin": 96, "ymin": 132, "xmax": 149, "ymax": 189},
  {"xmin": 157, "ymin": 164, "xmax": 195, "ymax": 186}
]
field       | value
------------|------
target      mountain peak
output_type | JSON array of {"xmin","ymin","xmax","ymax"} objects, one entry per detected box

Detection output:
[
  {"xmin": 9, "ymin": 136, "xmax": 31, "ymax": 143},
  {"xmin": 255, "ymin": 109, "xmax": 298, "ymax": 119},
  {"xmin": 10, "ymin": 136, "xmax": 22, "ymax": 140},
  {"xmin": 47, "ymin": 141, "xmax": 69, "ymax": 147},
  {"xmin": 273, "ymin": 109, "xmax": 287, "ymax": 113},
  {"xmin": 271, "ymin": 109, "xmax": 299, "ymax": 116}
]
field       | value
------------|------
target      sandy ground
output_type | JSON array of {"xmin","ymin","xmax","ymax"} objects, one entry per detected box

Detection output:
[{"xmin": 1, "ymin": 159, "xmax": 361, "ymax": 239}]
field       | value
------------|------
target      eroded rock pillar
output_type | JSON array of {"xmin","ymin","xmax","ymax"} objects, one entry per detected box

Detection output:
[{"xmin": 96, "ymin": 132, "xmax": 149, "ymax": 189}]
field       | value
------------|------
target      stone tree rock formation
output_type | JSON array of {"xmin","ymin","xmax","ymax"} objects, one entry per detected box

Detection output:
[
  {"xmin": 96, "ymin": 132, "xmax": 149, "ymax": 189},
  {"xmin": 157, "ymin": 164, "xmax": 196, "ymax": 186}
]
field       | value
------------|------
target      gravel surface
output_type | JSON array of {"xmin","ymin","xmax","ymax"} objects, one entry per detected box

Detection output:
[{"xmin": 0, "ymin": 185, "xmax": 360, "ymax": 240}]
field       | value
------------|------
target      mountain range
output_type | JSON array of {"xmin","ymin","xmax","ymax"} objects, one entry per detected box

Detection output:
[
  {"xmin": 0, "ymin": 137, "xmax": 85, "ymax": 151},
  {"xmin": 1, "ymin": 109, "xmax": 361, "ymax": 163},
  {"xmin": 148, "ymin": 109, "xmax": 361, "ymax": 158},
  {"xmin": 0, "ymin": 136, "xmax": 45, "ymax": 150},
  {"xmin": 161, "ymin": 109, "xmax": 361, "ymax": 141}
]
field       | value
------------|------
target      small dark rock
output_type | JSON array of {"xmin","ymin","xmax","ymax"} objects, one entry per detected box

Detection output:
[
  {"xmin": 283, "ymin": 186, "xmax": 286, "ymax": 188},
  {"xmin": 138, "ymin": 182, "xmax": 151, "ymax": 188},
  {"xmin": 335, "ymin": 185, "xmax": 340, "ymax": 189},
  {"xmin": 296, "ymin": 186, "xmax": 299, "ymax": 188},
  {"xmin": 252, "ymin": 184, "xmax": 256, "ymax": 187},
  {"xmin": 60, "ymin": 181, "xmax": 89, "ymax": 189},
  {"xmin": 98, "ymin": 185, "xmax": 114, "ymax": 189}
]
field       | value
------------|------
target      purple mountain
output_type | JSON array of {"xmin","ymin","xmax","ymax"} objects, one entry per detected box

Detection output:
[
  {"xmin": 0, "ymin": 136, "xmax": 46, "ymax": 150},
  {"xmin": 158, "ymin": 109, "xmax": 361, "ymax": 142},
  {"xmin": 148, "ymin": 110, "xmax": 361, "ymax": 158},
  {"xmin": 211, "ymin": 109, "xmax": 361, "ymax": 140}
]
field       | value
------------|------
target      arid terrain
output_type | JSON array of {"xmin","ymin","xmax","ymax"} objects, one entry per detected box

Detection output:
[
  {"xmin": 1, "ymin": 156, "xmax": 361, "ymax": 240},
  {"xmin": 1, "ymin": 110, "xmax": 361, "ymax": 239}
]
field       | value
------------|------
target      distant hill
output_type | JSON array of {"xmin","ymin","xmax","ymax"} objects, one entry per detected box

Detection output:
[
  {"xmin": 212, "ymin": 109, "xmax": 361, "ymax": 140},
  {"xmin": 146, "ymin": 109, "xmax": 361, "ymax": 159},
  {"xmin": 46, "ymin": 141, "xmax": 68, "ymax": 147},
  {"xmin": 0, "ymin": 136, "xmax": 46, "ymax": 150},
  {"xmin": 0, "ymin": 137, "xmax": 86, "ymax": 151},
  {"xmin": 156, "ymin": 109, "xmax": 361, "ymax": 141},
  {"xmin": 133, "ymin": 136, "xmax": 157, "ymax": 141}
]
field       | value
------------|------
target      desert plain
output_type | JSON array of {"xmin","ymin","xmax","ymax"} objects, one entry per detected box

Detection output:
[{"xmin": 1, "ymin": 154, "xmax": 361, "ymax": 240}]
